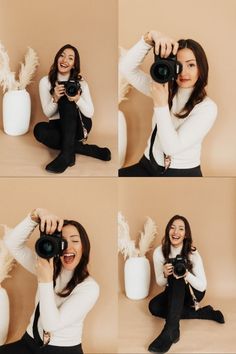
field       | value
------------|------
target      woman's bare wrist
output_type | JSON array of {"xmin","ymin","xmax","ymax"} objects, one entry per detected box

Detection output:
[{"xmin": 143, "ymin": 31, "xmax": 155, "ymax": 46}]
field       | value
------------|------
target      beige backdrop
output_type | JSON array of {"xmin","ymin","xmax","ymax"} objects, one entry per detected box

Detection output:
[
  {"xmin": 0, "ymin": 178, "xmax": 117, "ymax": 353},
  {"xmin": 119, "ymin": 0, "xmax": 236, "ymax": 176},
  {"xmin": 0, "ymin": 0, "xmax": 117, "ymax": 136},
  {"xmin": 118, "ymin": 178, "xmax": 236, "ymax": 297},
  {"xmin": 118, "ymin": 178, "xmax": 236, "ymax": 353}
]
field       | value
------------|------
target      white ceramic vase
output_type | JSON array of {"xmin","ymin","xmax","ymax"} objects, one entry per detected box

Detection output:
[
  {"xmin": 118, "ymin": 110, "xmax": 127, "ymax": 168},
  {"xmin": 3, "ymin": 89, "xmax": 31, "ymax": 136},
  {"xmin": 0, "ymin": 286, "xmax": 10, "ymax": 345},
  {"xmin": 124, "ymin": 256, "xmax": 151, "ymax": 300}
]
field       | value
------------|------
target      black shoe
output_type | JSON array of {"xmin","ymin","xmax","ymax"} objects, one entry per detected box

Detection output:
[
  {"xmin": 148, "ymin": 327, "xmax": 180, "ymax": 353},
  {"xmin": 75, "ymin": 143, "xmax": 111, "ymax": 161},
  {"xmin": 198, "ymin": 305, "xmax": 225, "ymax": 323},
  {"xmin": 45, "ymin": 153, "xmax": 75, "ymax": 174}
]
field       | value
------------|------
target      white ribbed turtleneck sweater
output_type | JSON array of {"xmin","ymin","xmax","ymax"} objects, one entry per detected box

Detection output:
[{"xmin": 119, "ymin": 38, "xmax": 217, "ymax": 169}]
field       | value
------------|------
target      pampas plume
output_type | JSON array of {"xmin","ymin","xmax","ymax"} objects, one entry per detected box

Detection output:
[
  {"xmin": 0, "ymin": 224, "xmax": 15, "ymax": 284},
  {"xmin": 118, "ymin": 47, "xmax": 132, "ymax": 104},
  {"xmin": 118, "ymin": 213, "xmax": 158, "ymax": 259},
  {"xmin": 18, "ymin": 47, "xmax": 39, "ymax": 89},
  {"xmin": 139, "ymin": 217, "xmax": 157, "ymax": 257},
  {"xmin": 0, "ymin": 41, "xmax": 39, "ymax": 92},
  {"xmin": 118, "ymin": 212, "xmax": 139, "ymax": 259}
]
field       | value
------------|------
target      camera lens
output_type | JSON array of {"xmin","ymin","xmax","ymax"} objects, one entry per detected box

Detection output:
[
  {"xmin": 66, "ymin": 84, "xmax": 77, "ymax": 97},
  {"xmin": 35, "ymin": 237, "xmax": 58, "ymax": 259},
  {"xmin": 174, "ymin": 262, "xmax": 186, "ymax": 277},
  {"xmin": 153, "ymin": 64, "xmax": 170, "ymax": 83}
]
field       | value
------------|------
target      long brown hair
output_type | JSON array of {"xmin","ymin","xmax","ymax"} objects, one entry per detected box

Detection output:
[
  {"xmin": 162, "ymin": 215, "xmax": 196, "ymax": 271},
  {"xmin": 53, "ymin": 220, "xmax": 90, "ymax": 297},
  {"xmin": 169, "ymin": 39, "xmax": 208, "ymax": 118},
  {"xmin": 48, "ymin": 44, "xmax": 82, "ymax": 95}
]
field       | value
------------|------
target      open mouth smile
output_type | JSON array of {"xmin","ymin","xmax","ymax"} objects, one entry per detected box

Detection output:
[{"xmin": 63, "ymin": 252, "xmax": 76, "ymax": 264}]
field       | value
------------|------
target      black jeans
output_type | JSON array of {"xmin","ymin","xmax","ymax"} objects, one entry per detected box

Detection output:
[
  {"xmin": 34, "ymin": 96, "xmax": 92, "ymax": 151},
  {"xmin": 0, "ymin": 332, "xmax": 83, "ymax": 354},
  {"xmin": 149, "ymin": 276, "xmax": 205, "ymax": 324},
  {"xmin": 119, "ymin": 155, "xmax": 202, "ymax": 177}
]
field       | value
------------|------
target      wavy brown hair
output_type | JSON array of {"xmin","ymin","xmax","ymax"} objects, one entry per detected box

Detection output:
[
  {"xmin": 162, "ymin": 215, "xmax": 196, "ymax": 271},
  {"xmin": 169, "ymin": 39, "xmax": 208, "ymax": 118},
  {"xmin": 53, "ymin": 220, "xmax": 90, "ymax": 297},
  {"xmin": 48, "ymin": 44, "xmax": 82, "ymax": 95}
]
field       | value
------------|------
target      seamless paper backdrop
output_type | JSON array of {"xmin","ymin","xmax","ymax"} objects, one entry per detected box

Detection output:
[
  {"xmin": 119, "ymin": 0, "xmax": 236, "ymax": 176},
  {"xmin": 0, "ymin": 0, "xmax": 117, "ymax": 138}
]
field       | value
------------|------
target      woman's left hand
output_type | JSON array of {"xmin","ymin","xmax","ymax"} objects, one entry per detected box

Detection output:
[
  {"xmin": 36, "ymin": 257, "xmax": 54, "ymax": 283},
  {"xmin": 66, "ymin": 92, "xmax": 81, "ymax": 102},
  {"xmin": 151, "ymin": 81, "xmax": 169, "ymax": 107}
]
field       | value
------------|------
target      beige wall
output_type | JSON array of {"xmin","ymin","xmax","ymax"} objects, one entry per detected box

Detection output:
[
  {"xmin": 119, "ymin": 0, "xmax": 236, "ymax": 176},
  {"xmin": 118, "ymin": 178, "xmax": 236, "ymax": 299},
  {"xmin": 0, "ymin": 0, "xmax": 117, "ymax": 139},
  {"xmin": 0, "ymin": 178, "xmax": 117, "ymax": 353}
]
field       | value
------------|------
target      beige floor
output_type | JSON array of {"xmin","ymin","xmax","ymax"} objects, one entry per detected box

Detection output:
[
  {"xmin": 119, "ymin": 291, "xmax": 235, "ymax": 354},
  {"xmin": 0, "ymin": 129, "xmax": 118, "ymax": 176}
]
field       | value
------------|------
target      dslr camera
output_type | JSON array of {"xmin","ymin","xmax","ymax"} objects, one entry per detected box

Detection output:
[
  {"xmin": 35, "ymin": 230, "xmax": 68, "ymax": 259},
  {"xmin": 170, "ymin": 254, "xmax": 187, "ymax": 277},
  {"xmin": 150, "ymin": 52, "xmax": 183, "ymax": 83},
  {"xmin": 58, "ymin": 79, "xmax": 82, "ymax": 97}
]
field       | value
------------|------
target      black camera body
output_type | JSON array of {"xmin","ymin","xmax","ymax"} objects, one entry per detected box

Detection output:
[
  {"xmin": 35, "ymin": 230, "xmax": 68, "ymax": 259},
  {"xmin": 170, "ymin": 254, "xmax": 187, "ymax": 277},
  {"xmin": 150, "ymin": 53, "xmax": 183, "ymax": 83},
  {"xmin": 58, "ymin": 79, "xmax": 82, "ymax": 97}
]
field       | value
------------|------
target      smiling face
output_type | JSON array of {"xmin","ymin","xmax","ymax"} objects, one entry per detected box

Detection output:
[
  {"xmin": 57, "ymin": 48, "xmax": 75, "ymax": 76},
  {"xmin": 176, "ymin": 48, "xmax": 199, "ymax": 88},
  {"xmin": 60, "ymin": 224, "xmax": 82, "ymax": 271},
  {"xmin": 169, "ymin": 219, "xmax": 186, "ymax": 248}
]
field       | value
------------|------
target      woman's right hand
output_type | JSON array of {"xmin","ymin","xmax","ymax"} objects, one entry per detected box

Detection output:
[
  {"xmin": 30, "ymin": 208, "xmax": 64, "ymax": 234},
  {"xmin": 53, "ymin": 82, "xmax": 65, "ymax": 103},
  {"xmin": 146, "ymin": 30, "xmax": 179, "ymax": 58},
  {"xmin": 163, "ymin": 263, "xmax": 173, "ymax": 278}
]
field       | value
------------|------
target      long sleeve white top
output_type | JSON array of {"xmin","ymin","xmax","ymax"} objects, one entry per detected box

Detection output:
[
  {"xmin": 153, "ymin": 245, "xmax": 207, "ymax": 292},
  {"xmin": 119, "ymin": 38, "xmax": 217, "ymax": 169},
  {"xmin": 4, "ymin": 215, "xmax": 99, "ymax": 346},
  {"xmin": 39, "ymin": 73, "xmax": 94, "ymax": 120}
]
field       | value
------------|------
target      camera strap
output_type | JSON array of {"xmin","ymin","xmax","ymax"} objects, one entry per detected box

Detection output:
[
  {"xmin": 78, "ymin": 109, "xmax": 88, "ymax": 143},
  {"xmin": 33, "ymin": 302, "xmax": 51, "ymax": 347},
  {"xmin": 185, "ymin": 281, "xmax": 200, "ymax": 311},
  {"xmin": 149, "ymin": 125, "xmax": 172, "ymax": 173}
]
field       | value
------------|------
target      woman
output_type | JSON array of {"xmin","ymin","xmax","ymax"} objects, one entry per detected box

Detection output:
[
  {"xmin": 0, "ymin": 208, "xmax": 99, "ymax": 354},
  {"xmin": 119, "ymin": 30, "xmax": 217, "ymax": 177},
  {"xmin": 34, "ymin": 44, "xmax": 111, "ymax": 174},
  {"xmin": 148, "ymin": 215, "xmax": 224, "ymax": 353}
]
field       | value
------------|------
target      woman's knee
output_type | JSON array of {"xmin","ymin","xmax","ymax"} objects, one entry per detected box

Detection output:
[
  {"xmin": 149, "ymin": 297, "xmax": 165, "ymax": 317},
  {"xmin": 33, "ymin": 122, "xmax": 49, "ymax": 142}
]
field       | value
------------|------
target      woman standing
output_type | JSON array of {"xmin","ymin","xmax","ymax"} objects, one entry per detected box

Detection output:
[
  {"xmin": 34, "ymin": 44, "xmax": 111, "ymax": 174},
  {"xmin": 0, "ymin": 208, "xmax": 99, "ymax": 353},
  {"xmin": 119, "ymin": 30, "xmax": 217, "ymax": 177},
  {"xmin": 148, "ymin": 215, "xmax": 224, "ymax": 353}
]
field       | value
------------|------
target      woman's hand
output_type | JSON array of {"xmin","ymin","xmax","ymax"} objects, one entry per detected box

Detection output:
[
  {"xmin": 163, "ymin": 263, "xmax": 173, "ymax": 278},
  {"xmin": 30, "ymin": 208, "xmax": 64, "ymax": 234},
  {"xmin": 146, "ymin": 30, "xmax": 179, "ymax": 58},
  {"xmin": 66, "ymin": 91, "xmax": 81, "ymax": 102},
  {"xmin": 36, "ymin": 257, "xmax": 54, "ymax": 283},
  {"xmin": 53, "ymin": 82, "xmax": 65, "ymax": 103},
  {"xmin": 151, "ymin": 81, "xmax": 169, "ymax": 107}
]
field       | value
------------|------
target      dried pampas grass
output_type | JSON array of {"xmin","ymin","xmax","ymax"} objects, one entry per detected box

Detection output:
[
  {"xmin": 118, "ymin": 212, "xmax": 158, "ymax": 260},
  {"xmin": 139, "ymin": 217, "xmax": 157, "ymax": 257},
  {"xmin": 118, "ymin": 212, "xmax": 138, "ymax": 259},
  {"xmin": 0, "ymin": 224, "xmax": 15, "ymax": 284},
  {"xmin": 0, "ymin": 41, "xmax": 39, "ymax": 92},
  {"xmin": 118, "ymin": 47, "xmax": 131, "ymax": 104},
  {"xmin": 18, "ymin": 47, "xmax": 39, "ymax": 90}
]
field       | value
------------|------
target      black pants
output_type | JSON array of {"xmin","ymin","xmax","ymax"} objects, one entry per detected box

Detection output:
[
  {"xmin": 119, "ymin": 155, "xmax": 202, "ymax": 177},
  {"xmin": 149, "ymin": 277, "xmax": 205, "ymax": 323},
  {"xmin": 34, "ymin": 96, "xmax": 92, "ymax": 151},
  {"xmin": 0, "ymin": 332, "xmax": 83, "ymax": 354}
]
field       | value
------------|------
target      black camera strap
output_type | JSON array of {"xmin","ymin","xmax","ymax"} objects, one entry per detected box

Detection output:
[
  {"xmin": 33, "ymin": 302, "xmax": 51, "ymax": 347},
  {"xmin": 149, "ymin": 125, "xmax": 171, "ymax": 173}
]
